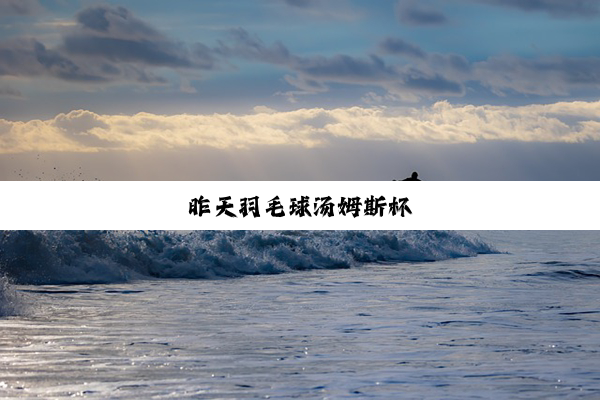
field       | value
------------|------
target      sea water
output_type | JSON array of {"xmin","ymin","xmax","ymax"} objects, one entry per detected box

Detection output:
[{"xmin": 0, "ymin": 231, "xmax": 599, "ymax": 398}]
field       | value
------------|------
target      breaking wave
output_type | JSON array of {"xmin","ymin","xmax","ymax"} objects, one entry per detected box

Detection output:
[
  {"xmin": 0, "ymin": 231, "xmax": 495, "ymax": 286},
  {"xmin": 0, "ymin": 275, "xmax": 26, "ymax": 317}
]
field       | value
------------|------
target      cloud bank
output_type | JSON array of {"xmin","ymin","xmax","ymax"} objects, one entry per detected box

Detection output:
[
  {"xmin": 1, "ymin": 3, "xmax": 598, "ymax": 101},
  {"xmin": 1, "ymin": 100, "xmax": 599, "ymax": 154}
]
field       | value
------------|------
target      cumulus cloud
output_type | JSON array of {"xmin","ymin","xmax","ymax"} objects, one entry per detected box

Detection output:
[{"xmin": 1, "ymin": 100, "xmax": 599, "ymax": 153}]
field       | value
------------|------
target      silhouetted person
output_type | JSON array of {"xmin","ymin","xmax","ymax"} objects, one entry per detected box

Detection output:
[{"xmin": 402, "ymin": 171, "xmax": 421, "ymax": 181}]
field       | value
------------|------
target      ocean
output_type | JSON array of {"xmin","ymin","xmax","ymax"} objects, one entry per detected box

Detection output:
[{"xmin": 0, "ymin": 231, "xmax": 599, "ymax": 398}]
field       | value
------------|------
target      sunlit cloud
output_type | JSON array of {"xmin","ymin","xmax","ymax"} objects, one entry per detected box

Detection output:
[{"xmin": 1, "ymin": 100, "xmax": 599, "ymax": 154}]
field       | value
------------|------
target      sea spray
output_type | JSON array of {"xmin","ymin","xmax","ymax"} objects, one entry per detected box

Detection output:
[
  {"xmin": 0, "ymin": 231, "xmax": 495, "ymax": 285},
  {"xmin": 0, "ymin": 274, "xmax": 25, "ymax": 317}
]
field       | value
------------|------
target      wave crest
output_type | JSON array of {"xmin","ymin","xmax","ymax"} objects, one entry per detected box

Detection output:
[{"xmin": 0, "ymin": 231, "xmax": 495, "ymax": 285}]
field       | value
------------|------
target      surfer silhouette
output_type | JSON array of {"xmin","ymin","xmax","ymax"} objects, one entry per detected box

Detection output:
[{"xmin": 402, "ymin": 171, "xmax": 421, "ymax": 181}]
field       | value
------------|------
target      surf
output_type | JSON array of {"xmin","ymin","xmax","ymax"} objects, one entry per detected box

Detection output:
[
  {"xmin": 0, "ymin": 275, "xmax": 26, "ymax": 317},
  {"xmin": 0, "ymin": 231, "xmax": 495, "ymax": 286}
]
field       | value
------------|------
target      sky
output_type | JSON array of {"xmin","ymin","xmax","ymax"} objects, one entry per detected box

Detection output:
[{"xmin": 0, "ymin": 0, "xmax": 599, "ymax": 180}]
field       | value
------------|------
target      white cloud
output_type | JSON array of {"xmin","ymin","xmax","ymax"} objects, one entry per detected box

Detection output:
[{"xmin": 1, "ymin": 100, "xmax": 599, "ymax": 153}]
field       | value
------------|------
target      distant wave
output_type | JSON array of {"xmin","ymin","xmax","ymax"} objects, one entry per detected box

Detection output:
[{"xmin": 0, "ymin": 231, "xmax": 495, "ymax": 286}]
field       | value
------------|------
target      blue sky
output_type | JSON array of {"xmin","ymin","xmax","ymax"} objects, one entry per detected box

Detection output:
[{"xmin": 1, "ymin": 0, "xmax": 599, "ymax": 179}]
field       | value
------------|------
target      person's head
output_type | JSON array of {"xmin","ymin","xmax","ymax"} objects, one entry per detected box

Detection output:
[{"xmin": 411, "ymin": 171, "xmax": 418, "ymax": 179}]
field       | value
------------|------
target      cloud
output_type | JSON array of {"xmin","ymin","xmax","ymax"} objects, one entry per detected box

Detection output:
[
  {"xmin": 75, "ymin": 5, "xmax": 159, "ymax": 36},
  {"xmin": 220, "ymin": 28, "xmax": 293, "ymax": 65},
  {"xmin": 2, "ymin": 3, "xmax": 598, "ymax": 102},
  {"xmin": 472, "ymin": 0, "xmax": 600, "ymax": 17},
  {"xmin": 214, "ymin": 29, "xmax": 600, "ymax": 101},
  {"xmin": 396, "ymin": 1, "xmax": 447, "ymax": 26},
  {"xmin": 0, "ymin": 84, "xmax": 22, "ymax": 98},
  {"xmin": 0, "ymin": 38, "xmax": 109, "ymax": 82},
  {"xmin": 384, "ymin": 0, "xmax": 598, "ymax": 19},
  {"xmin": 379, "ymin": 37, "xmax": 427, "ymax": 59},
  {"xmin": 1, "ymin": 100, "xmax": 599, "ymax": 153},
  {"xmin": 0, "ymin": 37, "xmax": 171, "ymax": 84},
  {"xmin": 283, "ymin": 0, "xmax": 313, "ymax": 7},
  {"xmin": 474, "ymin": 55, "xmax": 600, "ymax": 96},
  {"xmin": 62, "ymin": 5, "xmax": 219, "ymax": 70},
  {"xmin": 223, "ymin": 29, "xmax": 464, "ymax": 100},
  {"xmin": 377, "ymin": 36, "xmax": 600, "ymax": 98},
  {"xmin": 0, "ymin": 5, "xmax": 221, "ymax": 90},
  {"xmin": 53, "ymin": 109, "xmax": 114, "ymax": 147},
  {"xmin": 278, "ymin": 0, "xmax": 363, "ymax": 20},
  {"xmin": 0, "ymin": 0, "xmax": 43, "ymax": 16}
]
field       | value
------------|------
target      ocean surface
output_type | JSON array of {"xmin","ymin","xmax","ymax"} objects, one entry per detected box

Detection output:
[{"xmin": 0, "ymin": 230, "xmax": 599, "ymax": 398}]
